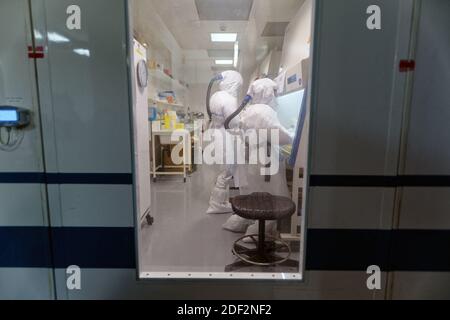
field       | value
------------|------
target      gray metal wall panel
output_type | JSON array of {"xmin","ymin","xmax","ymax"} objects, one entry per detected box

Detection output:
[
  {"xmin": 34, "ymin": 0, "xmax": 135, "ymax": 298},
  {"xmin": 35, "ymin": 0, "xmax": 134, "ymax": 229},
  {"xmin": 41, "ymin": 0, "xmax": 132, "ymax": 174},
  {"xmin": 399, "ymin": 188, "xmax": 450, "ymax": 230},
  {"xmin": 309, "ymin": 188, "xmax": 394, "ymax": 229},
  {"xmin": 403, "ymin": 0, "xmax": 450, "ymax": 175},
  {"xmin": 0, "ymin": 0, "xmax": 53, "ymax": 299},
  {"xmin": 0, "ymin": 184, "xmax": 48, "ymax": 226},
  {"xmin": 273, "ymin": 271, "xmax": 387, "ymax": 300},
  {"xmin": 392, "ymin": 272, "xmax": 450, "ymax": 300},
  {"xmin": 56, "ymin": 269, "xmax": 385, "ymax": 300},
  {"xmin": 309, "ymin": 0, "xmax": 405, "ymax": 176},
  {"xmin": 56, "ymin": 269, "xmax": 275, "ymax": 300},
  {"xmin": 0, "ymin": 268, "xmax": 53, "ymax": 300},
  {"xmin": 0, "ymin": 0, "xmax": 44, "ymax": 173},
  {"xmin": 58, "ymin": 185, "xmax": 134, "ymax": 227},
  {"xmin": 392, "ymin": 0, "xmax": 450, "ymax": 298}
]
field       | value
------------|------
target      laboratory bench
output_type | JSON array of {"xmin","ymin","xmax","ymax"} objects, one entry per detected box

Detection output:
[{"xmin": 150, "ymin": 126, "xmax": 196, "ymax": 183}]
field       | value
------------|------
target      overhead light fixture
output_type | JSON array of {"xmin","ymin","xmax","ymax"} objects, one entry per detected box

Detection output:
[
  {"xmin": 215, "ymin": 60, "xmax": 233, "ymax": 65},
  {"xmin": 211, "ymin": 33, "xmax": 237, "ymax": 42},
  {"xmin": 233, "ymin": 41, "xmax": 239, "ymax": 68}
]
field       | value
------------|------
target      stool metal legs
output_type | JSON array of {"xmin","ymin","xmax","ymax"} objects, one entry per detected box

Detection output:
[
  {"xmin": 258, "ymin": 219, "xmax": 266, "ymax": 256},
  {"xmin": 225, "ymin": 219, "xmax": 299, "ymax": 271}
]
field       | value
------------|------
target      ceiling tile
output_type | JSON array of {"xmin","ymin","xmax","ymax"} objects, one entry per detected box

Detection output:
[
  {"xmin": 195, "ymin": 0, "xmax": 254, "ymax": 21},
  {"xmin": 207, "ymin": 49, "xmax": 235, "ymax": 58}
]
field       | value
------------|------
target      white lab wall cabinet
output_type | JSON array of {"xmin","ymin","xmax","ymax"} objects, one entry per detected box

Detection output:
[
  {"xmin": 132, "ymin": 40, "xmax": 151, "ymax": 224},
  {"xmin": 0, "ymin": 0, "xmax": 448, "ymax": 299}
]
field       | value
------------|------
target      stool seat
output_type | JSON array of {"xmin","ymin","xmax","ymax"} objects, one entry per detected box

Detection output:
[
  {"xmin": 226, "ymin": 192, "xmax": 299, "ymax": 271},
  {"xmin": 230, "ymin": 192, "xmax": 296, "ymax": 221}
]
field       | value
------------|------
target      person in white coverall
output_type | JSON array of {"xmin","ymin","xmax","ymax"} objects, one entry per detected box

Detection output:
[
  {"xmin": 222, "ymin": 78, "xmax": 294, "ymax": 236},
  {"xmin": 206, "ymin": 70, "xmax": 244, "ymax": 214}
]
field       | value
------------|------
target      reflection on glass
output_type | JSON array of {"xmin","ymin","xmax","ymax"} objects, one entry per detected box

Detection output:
[
  {"xmin": 47, "ymin": 32, "xmax": 70, "ymax": 43},
  {"xmin": 73, "ymin": 48, "xmax": 91, "ymax": 57}
]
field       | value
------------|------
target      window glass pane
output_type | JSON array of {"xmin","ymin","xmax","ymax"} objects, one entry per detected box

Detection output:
[{"xmin": 133, "ymin": 0, "xmax": 313, "ymax": 280}]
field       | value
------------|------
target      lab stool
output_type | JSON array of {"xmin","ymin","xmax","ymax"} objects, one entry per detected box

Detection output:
[{"xmin": 225, "ymin": 193, "xmax": 299, "ymax": 271}]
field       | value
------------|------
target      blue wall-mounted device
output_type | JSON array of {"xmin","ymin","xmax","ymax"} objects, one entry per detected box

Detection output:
[{"xmin": 0, "ymin": 106, "xmax": 31, "ymax": 128}]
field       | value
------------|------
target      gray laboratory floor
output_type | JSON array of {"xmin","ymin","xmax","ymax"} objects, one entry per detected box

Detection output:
[{"xmin": 139, "ymin": 164, "xmax": 300, "ymax": 274}]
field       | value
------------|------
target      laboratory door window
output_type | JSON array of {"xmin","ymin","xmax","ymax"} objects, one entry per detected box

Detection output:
[{"xmin": 133, "ymin": 0, "xmax": 312, "ymax": 281}]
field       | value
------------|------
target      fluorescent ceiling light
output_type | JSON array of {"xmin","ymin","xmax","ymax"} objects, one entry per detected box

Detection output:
[
  {"xmin": 211, "ymin": 33, "xmax": 237, "ymax": 42},
  {"xmin": 215, "ymin": 60, "xmax": 233, "ymax": 65},
  {"xmin": 233, "ymin": 41, "xmax": 239, "ymax": 68}
]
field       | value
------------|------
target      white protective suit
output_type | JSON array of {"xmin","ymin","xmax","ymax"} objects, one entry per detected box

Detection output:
[
  {"xmin": 223, "ymin": 78, "xmax": 294, "ymax": 234},
  {"xmin": 209, "ymin": 71, "xmax": 243, "ymax": 129},
  {"xmin": 206, "ymin": 71, "xmax": 244, "ymax": 214}
]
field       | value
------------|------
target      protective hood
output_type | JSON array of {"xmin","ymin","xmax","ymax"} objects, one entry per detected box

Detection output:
[
  {"xmin": 223, "ymin": 77, "xmax": 278, "ymax": 130},
  {"xmin": 219, "ymin": 70, "xmax": 243, "ymax": 97},
  {"xmin": 247, "ymin": 78, "xmax": 278, "ymax": 105}
]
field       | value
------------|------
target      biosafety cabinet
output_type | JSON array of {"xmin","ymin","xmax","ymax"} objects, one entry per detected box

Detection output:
[{"xmin": 0, "ymin": 0, "xmax": 449, "ymax": 299}]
